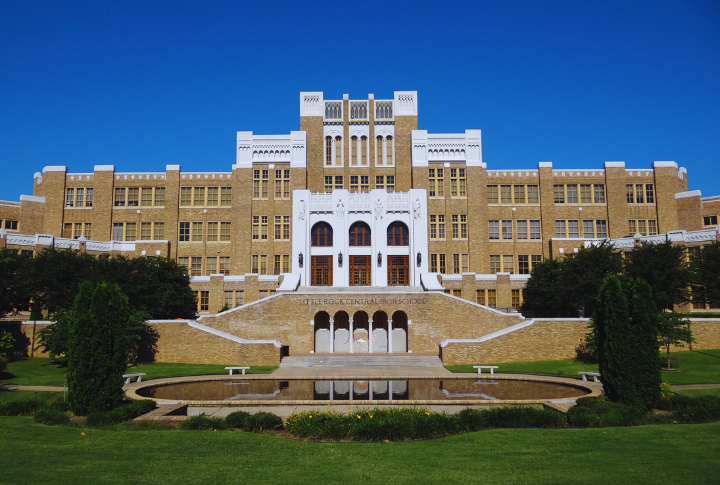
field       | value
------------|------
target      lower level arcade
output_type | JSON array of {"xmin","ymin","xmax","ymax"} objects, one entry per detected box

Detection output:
[{"xmin": 312, "ymin": 310, "xmax": 409, "ymax": 353}]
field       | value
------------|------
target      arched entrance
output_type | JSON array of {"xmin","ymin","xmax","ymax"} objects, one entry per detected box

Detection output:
[
  {"xmin": 391, "ymin": 310, "xmax": 409, "ymax": 353},
  {"xmin": 333, "ymin": 311, "xmax": 350, "ymax": 353},
  {"xmin": 372, "ymin": 311, "xmax": 389, "ymax": 353},
  {"xmin": 352, "ymin": 311, "xmax": 369, "ymax": 352},
  {"xmin": 313, "ymin": 311, "xmax": 331, "ymax": 353}
]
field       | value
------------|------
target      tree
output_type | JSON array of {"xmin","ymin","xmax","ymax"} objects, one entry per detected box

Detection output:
[
  {"xmin": 594, "ymin": 275, "xmax": 661, "ymax": 410},
  {"xmin": 66, "ymin": 281, "xmax": 130, "ymax": 415},
  {"xmin": 0, "ymin": 249, "xmax": 32, "ymax": 318},
  {"xmin": 689, "ymin": 242, "xmax": 720, "ymax": 309},
  {"xmin": 30, "ymin": 248, "xmax": 96, "ymax": 314},
  {"xmin": 657, "ymin": 312, "xmax": 694, "ymax": 370},
  {"xmin": 520, "ymin": 242, "xmax": 623, "ymax": 318},
  {"xmin": 625, "ymin": 241, "xmax": 692, "ymax": 310}
]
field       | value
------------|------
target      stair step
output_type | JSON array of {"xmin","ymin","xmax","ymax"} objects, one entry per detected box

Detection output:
[{"xmin": 279, "ymin": 355, "xmax": 443, "ymax": 368}]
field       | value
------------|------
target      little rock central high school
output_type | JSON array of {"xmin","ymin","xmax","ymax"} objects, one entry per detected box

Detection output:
[{"xmin": 2, "ymin": 91, "xmax": 720, "ymax": 365}]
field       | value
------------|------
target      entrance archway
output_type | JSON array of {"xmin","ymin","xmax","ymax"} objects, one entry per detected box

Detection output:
[
  {"xmin": 391, "ymin": 310, "xmax": 408, "ymax": 352},
  {"xmin": 352, "ymin": 311, "xmax": 369, "ymax": 352},
  {"xmin": 333, "ymin": 311, "xmax": 350, "ymax": 353},
  {"xmin": 313, "ymin": 311, "xmax": 331, "ymax": 353},
  {"xmin": 372, "ymin": 311, "xmax": 389, "ymax": 353}
]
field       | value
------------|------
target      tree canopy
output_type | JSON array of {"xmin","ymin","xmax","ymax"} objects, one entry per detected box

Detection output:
[
  {"xmin": 625, "ymin": 241, "xmax": 691, "ymax": 310},
  {"xmin": 689, "ymin": 241, "xmax": 720, "ymax": 309}
]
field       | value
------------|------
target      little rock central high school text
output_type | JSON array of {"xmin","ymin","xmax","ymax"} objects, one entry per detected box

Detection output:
[{"xmin": 2, "ymin": 91, "xmax": 719, "ymax": 365}]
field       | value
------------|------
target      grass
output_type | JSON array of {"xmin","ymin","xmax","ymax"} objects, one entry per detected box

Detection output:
[
  {"xmin": 0, "ymin": 417, "xmax": 719, "ymax": 484},
  {"xmin": 0, "ymin": 390, "xmax": 62, "ymax": 403},
  {"xmin": 446, "ymin": 349, "xmax": 720, "ymax": 385},
  {"xmin": 675, "ymin": 389, "xmax": 720, "ymax": 398},
  {"xmin": 0, "ymin": 358, "xmax": 277, "ymax": 388}
]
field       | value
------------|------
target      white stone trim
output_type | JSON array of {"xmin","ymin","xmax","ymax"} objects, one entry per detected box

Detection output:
[
  {"xmin": 604, "ymin": 161, "xmax": 625, "ymax": 168},
  {"xmin": 439, "ymin": 319, "xmax": 534, "ymax": 347},
  {"xmin": 653, "ymin": 161, "xmax": 678, "ymax": 168},
  {"xmin": 19, "ymin": 195, "xmax": 45, "ymax": 203},
  {"xmin": 94, "ymin": 165, "xmax": 115, "ymax": 172},
  {"xmin": 675, "ymin": 190, "xmax": 702, "ymax": 199},
  {"xmin": 42, "ymin": 166, "xmax": 67, "ymax": 173},
  {"xmin": 188, "ymin": 319, "xmax": 281, "ymax": 347}
]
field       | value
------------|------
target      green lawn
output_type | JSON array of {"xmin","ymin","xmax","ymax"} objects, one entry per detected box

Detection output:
[
  {"xmin": 0, "ymin": 390, "xmax": 61, "ymax": 403},
  {"xmin": 0, "ymin": 358, "xmax": 277, "ymax": 388},
  {"xmin": 0, "ymin": 417, "xmax": 718, "ymax": 484},
  {"xmin": 446, "ymin": 349, "xmax": 720, "ymax": 385},
  {"xmin": 674, "ymin": 388, "xmax": 720, "ymax": 398}
]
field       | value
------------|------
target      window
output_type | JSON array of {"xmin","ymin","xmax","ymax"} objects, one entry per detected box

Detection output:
[
  {"xmin": 487, "ymin": 185, "xmax": 498, "ymax": 204},
  {"xmin": 126, "ymin": 188, "xmax": 138, "ymax": 207},
  {"xmin": 252, "ymin": 255, "xmax": 259, "ymax": 274},
  {"xmin": 219, "ymin": 256, "xmax": 230, "ymax": 275},
  {"xmin": 704, "ymin": 215, "xmax": 718, "ymax": 226},
  {"xmin": 648, "ymin": 220, "xmax": 657, "ymax": 235},
  {"xmin": 490, "ymin": 255, "xmax": 501, "ymax": 274},
  {"xmin": 220, "ymin": 222, "xmax": 231, "ymax": 241},
  {"xmin": 325, "ymin": 136, "xmax": 332, "ymax": 166},
  {"xmin": 334, "ymin": 176, "xmax": 343, "ymax": 190},
  {"xmin": 274, "ymin": 255, "xmax": 281, "ymax": 275},
  {"xmin": 360, "ymin": 136, "xmax": 368, "ymax": 166},
  {"xmin": 387, "ymin": 221, "xmax": 409, "ymax": 246},
  {"xmin": 527, "ymin": 185, "xmax": 539, "ymax": 204},
  {"xmin": 452, "ymin": 253, "xmax": 469, "ymax": 274},
  {"xmin": 627, "ymin": 184, "xmax": 654, "ymax": 204},
  {"xmin": 580, "ymin": 185, "xmax": 592, "ymax": 204},
  {"xmin": 275, "ymin": 170, "xmax": 290, "ymax": 199},
  {"xmin": 503, "ymin": 255, "xmax": 514, "ymax": 273},
  {"xmin": 204, "ymin": 222, "xmax": 217, "ymax": 242},
  {"xmin": 152, "ymin": 187, "xmax": 163, "ymax": 206},
  {"xmin": 323, "ymin": 176, "xmax": 342, "ymax": 191},
  {"xmin": 199, "ymin": 291, "xmax": 209, "ymax": 311},
  {"xmin": 386, "ymin": 136, "xmax": 393, "ymax": 166},
  {"xmin": 513, "ymin": 185, "xmax": 525, "ymax": 204},
  {"xmin": 430, "ymin": 215, "xmax": 437, "ymax": 239},
  {"xmin": 282, "ymin": 255, "xmax": 290, "ymax": 273},
  {"xmin": 325, "ymin": 176, "xmax": 333, "ymax": 193},
  {"xmin": 555, "ymin": 220, "xmax": 566, "ymax": 238},
  {"xmin": 260, "ymin": 255, "xmax": 268, "ymax": 275},
  {"xmin": 125, "ymin": 222, "xmax": 136, "ymax": 241},
  {"xmin": 554, "ymin": 185, "xmax": 565, "ymax": 204},
  {"xmin": 2, "ymin": 220, "xmax": 18, "ymax": 231},
  {"xmin": 376, "ymin": 175, "xmax": 384, "ymax": 190},
  {"xmin": 376, "ymin": 136, "xmax": 384, "ymax": 165},
  {"xmin": 596, "ymin": 220, "xmax": 607, "ymax": 238},
  {"xmin": 253, "ymin": 171, "xmax": 268, "ymax": 198},
  {"xmin": 452, "ymin": 289, "xmax": 462, "ymax": 297},
  {"xmin": 439, "ymin": 254, "xmax": 446, "ymax": 274},
  {"xmin": 568, "ymin": 220, "xmax": 579, "ymax": 238},
  {"xmin": 429, "ymin": 168, "xmax": 444, "ymax": 197},
  {"xmin": 583, "ymin": 220, "xmax": 594, "ymax": 238},
  {"xmin": 437, "ymin": 215, "xmax": 445, "ymax": 239},
  {"xmin": 334, "ymin": 136, "xmax": 343, "ymax": 166},
  {"xmin": 179, "ymin": 222, "xmax": 190, "ymax": 242},
  {"xmin": 114, "ymin": 188, "xmax": 126, "ymax": 207},
  {"xmin": 311, "ymin": 222, "xmax": 333, "ymax": 246},
  {"xmin": 113, "ymin": 223, "xmax": 123, "ymax": 241},
  {"xmin": 502, "ymin": 220, "xmax": 512, "ymax": 240},
  {"xmin": 487, "ymin": 289, "xmax": 497, "ymax": 307},
  {"xmin": 566, "ymin": 184, "xmax": 578, "ymax": 204},
  {"xmin": 66, "ymin": 187, "xmax": 94, "ymax": 208},
  {"xmin": 429, "ymin": 254, "xmax": 446, "ymax": 273},
  {"xmin": 383, "ymin": 175, "xmax": 394, "ymax": 193},
  {"xmin": 594, "ymin": 184, "xmax": 605, "ymax": 203},
  {"xmin": 453, "ymin": 254, "xmax": 460, "ymax": 274},
  {"xmin": 66, "ymin": 188, "xmax": 75, "ymax": 207},
  {"xmin": 531, "ymin": 255, "xmax": 542, "ymax": 269},
  {"xmin": 452, "ymin": 215, "xmax": 459, "ymax": 239},
  {"xmin": 225, "ymin": 291, "xmax": 234, "ymax": 308},
  {"xmin": 500, "ymin": 185, "xmax": 511, "ymax": 204},
  {"xmin": 458, "ymin": 215, "xmax": 467, "ymax": 238},
  {"xmin": 476, "ymin": 290, "xmax": 486, "ymax": 305},
  {"xmin": 220, "ymin": 187, "xmax": 231, "ymax": 205},
  {"xmin": 141, "ymin": 222, "xmax": 152, "ymax": 240},
  {"xmin": 275, "ymin": 216, "xmax": 290, "ymax": 240},
  {"xmin": 236, "ymin": 290, "xmax": 244, "ymax": 306},
  {"xmin": 192, "ymin": 256, "xmax": 205, "ymax": 275},
  {"xmin": 511, "ymin": 289, "xmax": 521, "ymax": 310},
  {"xmin": 75, "ymin": 188, "xmax": 84, "ymax": 207},
  {"xmin": 188, "ymin": 222, "xmax": 201, "ymax": 242},
  {"xmin": 360, "ymin": 175, "xmax": 369, "ymax": 193},
  {"xmin": 62, "ymin": 222, "xmax": 91, "ymax": 239},
  {"xmin": 206, "ymin": 256, "xmax": 217, "ymax": 275},
  {"xmin": 181, "ymin": 187, "xmax": 192, "ymax": 206},
  {"xmin": 489, "ymin": 220, "xmax": 499, "ymax": 240},
  {"xmin": 517, "ymin": 220, "xmax": 528, "ymax": 239},
  {"xmin": 154, "ymin": 222, "xmax": 165, "ymax": 240},
  {"xmin": 518, "ymin": 255, "xmax": 529, "ymax": 274},
  {"xmin": 349, "ymin": 222, "xmax": 371, "ymax": 246},
  {"xmin": 530, "ymin": 220, "xmax": 541, "ymax": 239},
  {"xmin": 646, "ymin": 184, "xmax": 655, "ymax": 204},
  {"xmin": 177, "ymin": 257, "xmax": 188, "ymax": 269},
  {"xmin": 141, "ymin": 188, "xmax": 153, "ymax": 206},
  {"xmin": 350, "ymin": 176, "xmax": 359, "ymax": 193},
  {"xmin": 462, "ymin": 253, "xmax": 469, "ymax": 272},
  {"xmin": 193, "ymin": 187, "xmax": 206, "ymax": 206},
  {"xmin": 450, "ymin": 168, "xmax": 466, "ymax": 197},
  {"xmin": 206, "ymin": 187, "xmax": 218, "ymax": 206},
  {"xmin": 628, "ymin": 219, "xmax": 658, "ymax": 236},
  {"xmin": 351, "ymin": 136, "xmax": 358, "ymax": 166}
]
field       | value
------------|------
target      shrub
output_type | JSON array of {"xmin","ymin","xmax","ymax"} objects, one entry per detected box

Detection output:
[
  {"xmin": 224, "ymin": 410, "xmax": 251, "ymax": 429},
  {"xmin": 34, "ymin": 407, "xmax": 71, "ymax": 426},
  {"xmin": 668, "ymin": 395, "xmax": 720, "ymax": 423},
  {"xmin": 458, "ymin": 406, "xmax": 565, "ymax": 431},
  {"xmin": 567, "ymin": 397, "xmax": 645, "ymax": 427},
  {"xmin": 243, "ymin": 411, "xmax": 283, "ymax": 432},
  {"xmin": 84, "ymin": 400, "xmax": 156, "ymax": 428},
  {"xmin": 0, "ymin": 355, "xmax": 8, "ymax": 373},
  {"xmin": 179, "ymin": 415, "xmax": 227, "ymax": 431},
  {"xmin": 0, "ymin": 398, "xmax": 45, "ymax": 416},
  {"xmin": 286, "ymin": 410, "xmax": 350, "ymax": 440}
]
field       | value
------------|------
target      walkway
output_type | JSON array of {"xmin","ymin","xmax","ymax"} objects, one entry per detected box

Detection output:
[{"xmin": 670, "ymin": 383, "xmax": 720, "ymax": 390}]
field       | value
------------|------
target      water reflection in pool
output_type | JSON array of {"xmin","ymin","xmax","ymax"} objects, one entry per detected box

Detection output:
[{"xmin": 136, "ymin": 378, "xmax": 588, "ymax": 402}]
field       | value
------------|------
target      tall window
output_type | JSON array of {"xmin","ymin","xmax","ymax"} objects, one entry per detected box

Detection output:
[
  {"xmin": 179, "ymin": 222, "xmax": 190, "ymax": 242},
  {"xmin": 450, "ymin": 168, "xmax": 466, "ymax": 197},
  {"xmin": 387, "ymin": 221, "xmax": 409, "ymax": 246},
  {"xmin": 487, "ymin": 185, "xmax": 498, "ymax": 204},
  {"xmin": 325, "ymin": 136, "xmax": 332, "ymax": 166},
  {"xmin": 349, "ymin": 222, "xmax": 371, "ymax": 246},
  {"xmin": 376, "ymin": 136, "xmax": 384, "ymax": 165},
  {"xmin": 429, "ymin": 169, "xmax": 444, "ymax": 197},
  {"xmin": 360, "ymin": 175, "xmax": 369, "ymax": 193},
  {"xmin": 206, "ymin": 187, "xmax": 218, "ymax": 206},
  {"xmin": 517, "ymin": 220, "xmax": 528, "ymax": 239},
  {"xmin": 489, "ymin": 220, "xmax": 499, "ymax": 240},
  {"xmin": 360, "ymin": 136, "xmax": 368, "ymax": 166},
  {"xmin": 311, "ymin": 222, "xmax": 333, "ymax": 246},
  {"xmin": 490, "ymin": 255, "xmax": 501, "ymax": 274},
  {"xmin": 351, "ymin": 136, "xmax": 358, "ymax": 166},
  {"xmin": 334, "ymin": 136, "xmax": 343, "ymax": 166},
  {"xmin": 503, "ymin": 255, "xmax": 514, "ymax": 273},
  {"xmin": 386, "ymin": 136, "xmax": 393, "ymax": 165},
  {"xmin": 275, "ymin": 216, "xmax": 290, "ymax": 240},
  {"xmin": 502, "ymin": 220, "xmax": 513, "ymax": 240},
  {"xmin": 275, "ymin": 170, "xmax": 290, "ymax": 199}
]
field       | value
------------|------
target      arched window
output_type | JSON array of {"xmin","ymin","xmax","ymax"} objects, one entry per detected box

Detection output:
[
  {"xmin": 360, "ymin": 136, "xmax": 368, "ymax": 166},
  {"xmin": 376, "ymin": 135, "xmax": 384, "ymax": 165},
  {"xmin": 386, "ymin": 136, "xmax": 393, "ymax": 166},
  {"xmin": 351, "ymin": 136, "xmax": 358, "ymax": 166},
  {"xmin": 312, "ymin": 222, "xmax": 333, "ymax": 247},
  {"xmin": 349, "ymin": 222, "xmax": 371, "ymax": 246},
  {"xmin": 325, "ymin": 136, "xmax": 332, "ymax": 166},
  {"xmin": 334, "ymin": 136, "xmax": 343, "ymax": 166},
  {"xmin": 387, "ymin": 221, "xmax": 409, "ymax": 246}
]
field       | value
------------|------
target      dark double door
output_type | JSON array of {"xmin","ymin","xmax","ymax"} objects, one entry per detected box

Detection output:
[
  {"xmin": 387, "ymin": 255, "xmax": 409, "ymax": 286},
  {"xmin": 311, "ymin": 256, "xmax": 333, "ymax": 286},
  {"xmin": 349, "ymin": 255, "xmax": 371, "ymax": 286}
]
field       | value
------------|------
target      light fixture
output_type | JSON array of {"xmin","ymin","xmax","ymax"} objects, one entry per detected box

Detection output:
[
  {"xmin": 377, "ymin": 252, "xmax": 382, "ymax": 267},
  {"xmin": 299, "ymin": 252, "xmax": 304, "ymax": 268},
  {"xmin": 416, "ymin": 252, "xmax": 422, "ymax": 267},
  {"xmin": 338, "ymin": 252, "xmax": 343, "ymax": 267}
]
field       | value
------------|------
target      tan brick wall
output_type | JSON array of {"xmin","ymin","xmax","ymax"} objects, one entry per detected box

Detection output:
[{"xmin": 0, "ymin": 322, "xmax": 52, "ymax": 358}]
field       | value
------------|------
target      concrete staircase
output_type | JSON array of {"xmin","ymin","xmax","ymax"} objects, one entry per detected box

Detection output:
[{"xmin": 279, "ymin": 355, "xmax": 443, "ymax": 368}]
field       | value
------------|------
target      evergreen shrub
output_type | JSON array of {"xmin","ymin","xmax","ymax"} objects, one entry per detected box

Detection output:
[
  {"xmin": 0, "ymin": 398, "xmax": 45, "ymax": 416},
  {"xmin": 567, "ymin": 397, "xmax": 645, "ymax": 427},
  {"xmin": 224, "ymin": 410, "xmax": 251, "ymax": 429},
  {"xmin": 178, "ymin": 415, "xmax": 227, "ymax": 431},
  {"xmin": 84, "ymin": 400, "xmax": 156, "ymax": 428},
  {"xmin": 33, "ymin": 407, "xmax": 71, "ymax": 426},
  {"xmin": 243, "ymin": 411, "xmax": 283, "ymax": 432}
]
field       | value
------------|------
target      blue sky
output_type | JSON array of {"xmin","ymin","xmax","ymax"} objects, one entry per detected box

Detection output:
[{"xmin": 1, "ymin": 0, "xmax": 719, "ymax": 201}]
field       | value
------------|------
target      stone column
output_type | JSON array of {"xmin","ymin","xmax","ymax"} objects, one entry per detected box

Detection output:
[
  {"xmin": 388, "ymin": 380, "xmax": 393, "ymax": 400},
  {"xmin": 368, "ymin": 318, "xmax": 373, "ymax": 353},
  {"xmin": 349, "ymin": 381, "xmax": 354, "ymax": 400},
  {"xmin": 330, "ymin": 382, "xmax": 334, "ymax": 401},
  {"xmin": 388, "ymin": 319, "xmax": 393, "ymax": 353},
  {"xmin": 329, "ymin": 318, "xmax": 335, "ymax": 354},
  {"xmin": 349, "ymin": 317, "xmax": 354, "ymax": 354},
  {"xmin": 369, "ymin": 383, "xmax": 373, "ymax": 400}
]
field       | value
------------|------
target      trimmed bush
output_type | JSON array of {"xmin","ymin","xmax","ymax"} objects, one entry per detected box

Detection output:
[
  {"xmin": 224, "ymin": 411, "xmax": 251, "ymax": 429},
  {"xmin": 286, "ymin": 410, "xmax": 350, "ymax": 440},
  {"xmin": 243, "ymin": 411, "xmax": 283, "ymax": 432},
  {"xmin": 84, "ymin": 399, "xmax": 156, "ymax": 428},
  {"xmin": 179, "ymin": 415, "xmax": 227, "ymax": 431},
  {"xmin": 457, "ymin": 406, "xmax": 566, "ymax": 431},
  {"xmin": 567, "ymin": 397, "xmax": 645, "ymax": 427},
  {"xmin": 34, "ymin": 407, "xmax": 71, "ymax": 426},
  {"xmin": 659, "ymin": 394, "xmax": 720, "ymax": 423},
  {"xmin": 0, "ymin": 398, "xmax": 45, "ymax": 416}
]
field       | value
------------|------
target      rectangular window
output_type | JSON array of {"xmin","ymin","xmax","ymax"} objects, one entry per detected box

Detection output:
[
  {"xmin": 386, "ymin": 175, "xmax": 395, "ymax": 193},
  {"xmin": 252, "ymin": 216, "xmax": 259, "ymax": 240},
  {"xmin": 511, "ymin": 289, "xmax": 521, "ymax": 310},
  {"xmin": 140, "ymin": 222, "xmax": 152, "ymax": 240},
  {"xmin": 555, "ymin": 220, "xmax": 566, "ymax": 238},
  {"xmin": 141, "ymin": 188, "xmax": 153, "ymax": 207},
  {"xmin": 360, "ymin": 175, "xmax": 369, "ymax": 193},
  {"xmin": 568, "ymin": 220, "xmax": 579, "ymax": 238},
  {"xmin": 275, "ymin": 216, "xmax": 282, "ymax": 240},
  {"xmin": 283, "ymin": 254, "xmax": 290, "ymax": 273},
  {"xmin": 125, "ymin": 222, "xmax": 136, "ymax": 241},
  {"xmin": 439, "ymin": 254, "xmax": 446, "ymax": 274},
  {"xmin": 85, "ymin": 188, "xmax": 93, "ymax": 207},
  {"xmin": 438, "ymin": 215, "xmax": 445, "ymax": 239},
  {"xmin": 460, "ymin": 215, "xmax": 467, "ymax": 238},
  {"xmin": 112, "ymin": 223, "xmax": 123, "ymax": 241},
  {"xmin": 530, "ymin": 220, "xmax": 541, "ymax": 239},
  {"xmin": 83, "ymin": 223, "xmax": 91, "ymax": 239},
  {"xmin": 177, "ymin": 257, "xmax": 188, "ymax": 268},
  {"xmin": 114, "ymin": 188, "xmax": 126, "ymax": 207},
  {"xmin": 127, "ymin": 187, "xmax": 139, "ymax": 207},
  {"xmin": 531, "ymin": 255, "xmax": 542, "ymax": 268},
  {"xmin": 219, "ymin": 256, "xmax": 230, "ymax": 275},
  {"xmin": 66, "ymin": 188, "xmax": 74, "ymax": 207},
  {"xmin": 206, "ymin": 256, "xmax": 217, "ymax": 275},
  {"xmin": 220, "ymin": 222, "xmax": 231, "ymax": 241},
  {"xmin": 502, "ymin": 220, "xmax": 513, "ymax": 240},
  {"xmin": 220, "ymin": 187, "xmax": 232, "ymax": 205},
  {"xmin": 429, "ymin": 169, "xmax": 444, "ymax": 197},
  {"xmin": 199, "ymin": 291, "xmax": 209, "ymax": 311},
  {"xmin": 627, "ymin": 184, "xmax": 635, "ymax": 204},
  {"xmin": 430, "ymin": 215, "xmax": 437, "ymax": 239},
  {"xmin": 594, "ymin": 184, "xmax": 605, "ymax": 204},
  {"xmin": 325, "ymin": 176, "xmax": 333, "ymax": 193},
  {"xmin": 514, "ymin": 185, "xmax": 525, "ymax": 204},
  {"xmin": 154, "ymin": 222, "xmax": 165, "ymax": 240},
  {"xmin": 261, "ymin": 170, "xmax": 269, "ymax": 198},
  {"xmin": 75, "ymin": 188, "xmax": 84, "ymax": 207},
  {"xmin": 251, "ymin": 255, "xmax": 259, "ymax": 274},
  {"xmin": 554, "ymin": 185, "xmax": 565, "ymax": 204},
  {"xmin": 154, "ymin": 187, "xmax": 165, "ymax": 206},
  {"xmin": 430, "ymin": 253, "xmax": 438, "ymax": 273},
  {"xmin": 490, "ymin": 255, "xmax": 501, "ymax": 274},
  {"xmin": 635, "ymin": 184, "xmax": 645, "ymax": 204},
  {"xmin": 503, "ymin": 255, "xmax": 514, "ymax": 273},
  {"xmin": 647, "ymin": 220, "xmax": 657, "ymax": 235},
  {"xmin": 487, "ymin": 289, "xmax": 497, "ymax": 307},
  {"xmin": 645, "ymin": 184, "xmax": 655, "ymax": 204},
  {"xmin": 360, "ymin": 137, "xmax": 367, "ymax": 166},
  {"xmin": 179, "ymin": 222, "xmax": 190, "ymax": 242},
  {"xmin": 180, "ymin": 187, "xmax": 192, "ymax": 206},
  {"xmin": 253, "ymin": 170, "xmax": 261, "ymax": 198},
  {"xmin": 583, "ymin": 220, "xmax": 594, "ymax": 238},
  {"xmin": 629, "ymin": 219, "xmax": 637, "ymax": 235},
  {"xmin": 335, "ymin": 176, "xmax": 343, "ymax": 190},
  {"xmin": 63, "ymin": 223, "xmax": 73, "ymax": 238},
  {"xmin": 596, "ymin": 220, "xmax": 607, "ymax": 238},
  {"xmin": 518, "ymin": 255, "xmax": 529, "ymax": 274},
  {"xmin": 386, "ymin": 137, "xmax": 393, "ymax": 166},
  {"xmin": 452, "ymin": 215, "xmax": 459, "ymax": 239},
  {"xmin": 500, "ymin": 185, "xmax": 512, "ymax": 204},
  {"xmin": 487, "ymin": 185, "xmax": 498, "ymax": 204},
  {"xmin": 580, "ymin": 184, "xmax": 592, "ymax": 204},
  {"xmin": 274, "ymin": 255, "xmax": 281, "ymax": 275},
  {"xmin": 73, "ymin": 223, "xmax": 82, "ymax": 239},
  {"xmin": 704, "ymin": 215, "xmax": 719, "ymax": 226},
  {"xmin": 206, "ymin": 187, "xmax": 218, "ymax": 206},
  {"xmin": 236, "ymin": 290, "xmax": 244, "ymax": 306},
  {"xmin": 206, "ymin": 222, "xmax": 218, "ymax": 242},
  {"xmin": 527, "ymin": 185, "xmax": 539, "ymax": 204},
  {"xmin": 376, "ymin": 175, "xmax": 384, "ymax": 190},
  {"xmin": 453, "ymin": 253, "xmax": 460, "ymax": 274},
  {"xmin": 261, "ymin": 216, "xmax": 268, "ymax": 240},
  {"xmin": 225, "ymin": 291, "xmax": 234, "ymax": 308},
  {"xmin": 566, "ymin": 184, "xmax": 578, "ymax": 204},
  {"xmin": 462, "ymin": 253, "xmax": 469, "ymax": 273},
  {"xmin": 192, "ymin": 187, "xmax": 205, "ymax": 206},
  {"xmin": 350, "ymin": 175, "xmax": 359, "ymax": 193},
  {"xmin": 452, "ymin": 289, "xmax": 462, "ymax": 297},
  {"xmin": 638, "ymin": 219, "xmax": 647, "ymax": 235},
  {"xmin": 476, "ymin": 290, "xmax": 486, "ymax": 306},
  {"xmin": 517, "ymin": 220, "xmax": 528, "ymax": 239},
  {"xmin": 260, "ymin": 255, "xmax": 268, "ymax": 275},
  {"xmin": 489, "ymin": 220, "xmax": 499, "ymax": 240},
  {"xmin": 191, "ymin": 222, "xmax": 203, "ymax": 242},
  {"xmin": 283, "ymin": 216, "xmax": 290, "ymax": 240}
]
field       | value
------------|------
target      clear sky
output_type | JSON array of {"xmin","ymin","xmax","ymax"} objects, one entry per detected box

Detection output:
[{"xmin": 1, "ymin": 0, "xmax": 719, "ymax": 201}]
